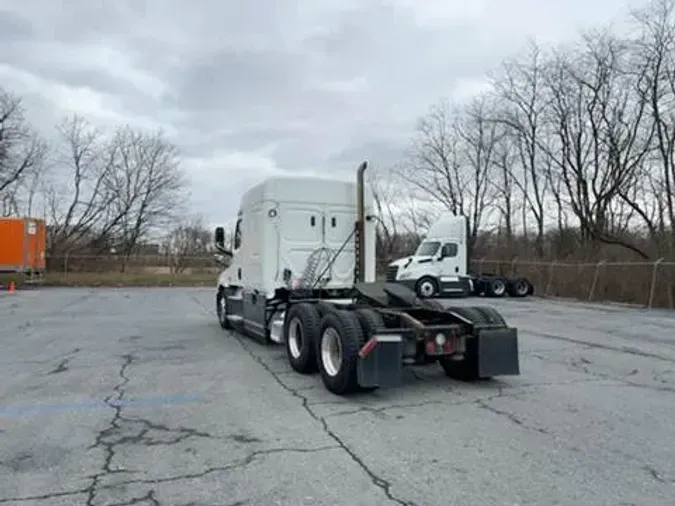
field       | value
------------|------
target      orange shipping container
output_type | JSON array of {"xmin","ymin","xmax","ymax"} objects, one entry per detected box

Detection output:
[{"xmin": 0, "ymin": 217, "xmax": 47, "ymax": 273}]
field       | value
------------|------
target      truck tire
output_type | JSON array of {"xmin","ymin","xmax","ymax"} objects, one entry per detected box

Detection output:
[
  {"xmin": 471, "ymin": 277, "xmax": 486, "ymax": 296},
  {"xmin": 314, "ymin": 301, "xmax": 337, "ymax": 316},
  {"xmin": 354, "ymin": 309, "xmax": 385, "ymax": 340},
  {"xmin": 422, "ymin": 299, "xmax": 445, "ymax": 311},
  {"xmin": 439, "ymin": 305, "xmax": 503, "ymax": 381},
  {"xmin": 446, "ymin": 306, "xmax": 488, "ymax": 325},
  {"xmin": 471, "ymin": 306, "xmax": 507, "ymax": 326},
  {"xmin": 507, "ymin": 277, "xmax": 529, "ymax": 298},
  {"xmin": 485, "ymin": 277, "xmax": 507, "ymax": 298},
  {"xmin": 216, "ymin": 289, "xmax": 231, "ymax": 329},
  {"xmin": 415, "ymin": 276, "xmax": 438, "ymax": 298},
  {"xmin": 284, "ymin": 303, "xmax": 321, "ymax": 374},
  {"xmin": 317, "ymin": 311, "xmax": 363, "ymax": 395}
]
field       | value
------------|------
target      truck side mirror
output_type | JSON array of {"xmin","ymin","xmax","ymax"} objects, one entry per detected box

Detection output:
[{"xmin": 215, "ymin": 226, "xmax": 225, "ymax": 247}]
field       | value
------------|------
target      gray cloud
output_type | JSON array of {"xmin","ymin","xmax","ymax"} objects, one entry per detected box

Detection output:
[{"xmin": 0, "ymin": 0, "xmax": 651, "ymax": 226}]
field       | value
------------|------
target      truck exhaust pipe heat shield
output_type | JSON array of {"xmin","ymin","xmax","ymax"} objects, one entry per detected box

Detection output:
[{"xmin": 356, "ymin": 161, "xmax": 367, "ymax": 283}]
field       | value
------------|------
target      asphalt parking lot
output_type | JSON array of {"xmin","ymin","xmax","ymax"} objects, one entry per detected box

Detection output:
[{"xmin": 1, "ymin": 288, "xmax": 674, "ymax": 506}]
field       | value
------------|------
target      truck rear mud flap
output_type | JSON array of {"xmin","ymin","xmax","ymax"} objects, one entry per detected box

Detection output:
[
  {"xmin": 357, "ymin": 334, "xmax": 404, "ymax": 388},
  {"xmin": 476, "ymin": 327, "xmax": 520, "ymax": 377}
]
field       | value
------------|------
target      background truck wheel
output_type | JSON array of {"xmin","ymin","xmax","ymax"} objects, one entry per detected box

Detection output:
[
  {"xmin": 507, "ymin": 278, "xmax": 530, "ymax": 297},
  {"xmin": 471, "ymin": 277, "xmax": 487, "ymax": 296},
  {"xmin": 415, "ymin": 276, "xmax": 438, "ymax": 298},
  {"xmin": 284, "ymin": 303, "xmax": 321, "ymax": 374},
  {"xmin": 317, "ymin": 311, "xmax": 363, "ymax": 395},
  {"xmin": 216, "ymin": 289, "xmax": 231, "ymax": 329},
  {"xmin": 485, "ymin": 278, "xmax": 507, "ymax": 298}
]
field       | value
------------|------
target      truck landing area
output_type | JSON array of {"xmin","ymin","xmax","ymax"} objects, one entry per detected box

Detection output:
[{"xmin": 1, "ymin": 288, "xmax": 674, "ymax": 506}]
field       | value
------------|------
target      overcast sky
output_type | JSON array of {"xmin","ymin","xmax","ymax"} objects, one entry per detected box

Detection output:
[{"xmin": 0, "ymin": 0, "xmax": 648, "ymax": 227}]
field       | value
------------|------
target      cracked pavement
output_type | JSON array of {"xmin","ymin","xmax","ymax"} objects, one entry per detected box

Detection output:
[{"xmin": 1, "ymin": 288, "xmax": 675, "ymax": 505}]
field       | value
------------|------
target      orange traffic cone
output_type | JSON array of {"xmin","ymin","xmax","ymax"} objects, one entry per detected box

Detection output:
[{"xmin": 8, "ymin": 281, "xmax": 15, "ymax": 293}]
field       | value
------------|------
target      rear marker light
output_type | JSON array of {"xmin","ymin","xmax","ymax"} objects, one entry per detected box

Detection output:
[{"xmin": 359, "ymin": 338, "xmax": 378, "ymax": 359}]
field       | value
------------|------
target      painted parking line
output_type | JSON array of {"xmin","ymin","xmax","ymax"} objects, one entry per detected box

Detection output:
[{"xmin": 0, "ymin": 393, "xmax": 203, "ymax": 417}]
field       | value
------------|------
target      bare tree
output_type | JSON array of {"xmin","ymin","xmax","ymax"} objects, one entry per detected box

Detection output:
[
  {"xmin": 398, "ymin": 96, "xmax": 497, "ymax": 250},
  {"xmin": 104, "ymin": 126, "xmax": 187, "ymax": 266},
  {"xmin": 46, "ymin": 116, "xmax": 117, "ymax": 254},
  {"xmin": 630, "ymin": 0, "xmax": 675, "ymax": 249},
  {"xmin": 490, "ymin": 132, "xmax": 517, "ymax": 246},
  {"xmin": 456, "ymin": 95, "xmax": 500, "ymax": 247},
  {"xmin": 492, "ymin": 41, "xmax": 550, "ymax": 256},
  {"xmin": 163, "ymin": 215, "xmax": 214, "ymax": 274},
  {"xmin": 0, "ymin": 87, "xmax": 47, "ymax": 215},
  {"xmin": 367, "ymin": 166, "xmax": 401, "ymax": 265},
  {"xmin": 541, "ymin": 31, "xmax": 652, "ymax": 258}
]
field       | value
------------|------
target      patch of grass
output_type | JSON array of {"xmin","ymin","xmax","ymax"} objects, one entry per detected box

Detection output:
[{"xmin": 1, "ymin": 271, "xmax": 216, "ymax": 288}]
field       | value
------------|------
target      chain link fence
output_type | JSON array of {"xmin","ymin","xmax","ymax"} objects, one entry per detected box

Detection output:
[
  {"xmin": 47, "ymin": 254, "xmax": 219, "ymax": 276},
  {"xmin": 40, "ymin": 254, "xmax": 675, "ymax": 308},
  {"xmin": 471, "ymin": 258, "xmax": 675, "ymax": 309}
]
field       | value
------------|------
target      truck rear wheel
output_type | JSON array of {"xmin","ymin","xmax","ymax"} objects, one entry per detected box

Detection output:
[
  {"xmin": 439, "ymin": 306, "xmax": 501, "ymax": 381},
  {"xmin": 284, "ymin": 303, "xmax": 321, "ymax": 374},
  {"xmin": 471, "ymin": 306, "xmax": 507, "ymax": 326},
  {"xmin": 317, "ymin": 311, "xmax": 363, "ymax": 395},
  {"xmin": 314, "ymin": 301, "xmax": 337, "ymax": 316},
  {"xmin": 354, "ymin": 308, "xmax": 385, "ymax": 339}
]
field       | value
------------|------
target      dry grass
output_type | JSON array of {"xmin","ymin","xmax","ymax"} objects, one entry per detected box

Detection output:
[{"xmin": 0, "ymin": 271, "xmax": 215, "ymax": 288}]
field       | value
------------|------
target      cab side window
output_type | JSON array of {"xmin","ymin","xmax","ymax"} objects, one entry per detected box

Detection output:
[
  {"xmin": 233, "ymin": 218, "xmax": 242, "ymax": 250},
  {"xmin": 441, "ymin": 243, "xmax": 457, "ymax": 258}
]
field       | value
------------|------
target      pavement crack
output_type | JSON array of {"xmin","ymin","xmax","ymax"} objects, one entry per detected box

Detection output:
[
  {"xmin": 644, "ymin": 465, "xmax": 674, "ymax": 484},
  {"xmin": 99, "ymin": 446, "xmax": 338, "ymax": 487},
  {"xmin": 85, "ymin": 353, "xmax": 136, "ymax": 506},
  {"xmin": 0, "ymin": 489, "xmax": 88, "ymax": 504},
  {"xmin": 47, "ymin": 347, "xmax": 81, "ymax": 375},
  {"xmin": 106, "ymin": 490, "xmax": 160, "ymax": 506},
  {"xmin": 233, "ymin": 337, "xmax": 417, "ymax": 506},
  {"xmin": 109, "ymin": 415, "xmax": 221, "ymax": 447},
  {"xmin": 475, "ymin": 399, "xmax": 550, "ymax": 436},
  {"xmin": 325, "ymin": 400, "xmax": 443, "ymax": 419},
  {"xmin": 529, "ymin": 330, "xmax": 675, "ymax": 364}
]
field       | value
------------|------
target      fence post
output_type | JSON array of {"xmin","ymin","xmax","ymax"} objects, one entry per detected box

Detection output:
[
  {"xmin": 510, "ymin": 256, "xmax": 518, "ymax": 275},
  {"xmin": 588, "ymin": 259, "xmax": 606, "ymax": 301},
  {"xmin": 648, "ymin": 257, "xmax": 664, "ymax": 309},
  {"xmin": 64, "ymin": 252, "xmax": 69, "ymax": 279},
  {"xmin": 545, "ymin": 260, "xmax": 557, "ymax": 296}
]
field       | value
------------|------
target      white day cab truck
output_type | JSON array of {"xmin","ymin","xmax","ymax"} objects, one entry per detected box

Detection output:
[
  {"xmin": 386, "ymin": 216, "xmax": 534, "ymax": 299},
  {"xmin": 213, "ymin": 162, "xmax": 520, "ymax": 395}
]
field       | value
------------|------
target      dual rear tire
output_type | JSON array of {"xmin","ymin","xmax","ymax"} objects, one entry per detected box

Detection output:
[{"xmin": 283, "ymin": 303, "xmax": 384, "ymax": 395}]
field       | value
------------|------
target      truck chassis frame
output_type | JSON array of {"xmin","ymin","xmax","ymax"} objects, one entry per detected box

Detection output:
[{"xmin": 217, "ymin": 281, "xmax": 520, "ymax": 395}]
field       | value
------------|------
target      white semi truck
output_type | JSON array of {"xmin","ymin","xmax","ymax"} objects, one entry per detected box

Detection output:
[
  {"xmin": 213, "ymin": 162, "xmax": 520, "ymax": 395},
  {"xmin": 386, "ymin": 215, "xmax": 534, "ymax": 299}
]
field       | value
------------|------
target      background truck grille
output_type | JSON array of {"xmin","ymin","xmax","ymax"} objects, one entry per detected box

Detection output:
[{"xmin": 386, "ymin": 265, "xmax": 399, "ymax": 282}]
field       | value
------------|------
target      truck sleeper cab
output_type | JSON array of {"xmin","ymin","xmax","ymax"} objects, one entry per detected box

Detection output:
[{"xmin": 214, "ymin": 162, "xmax": 521, "ymax": 395}]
